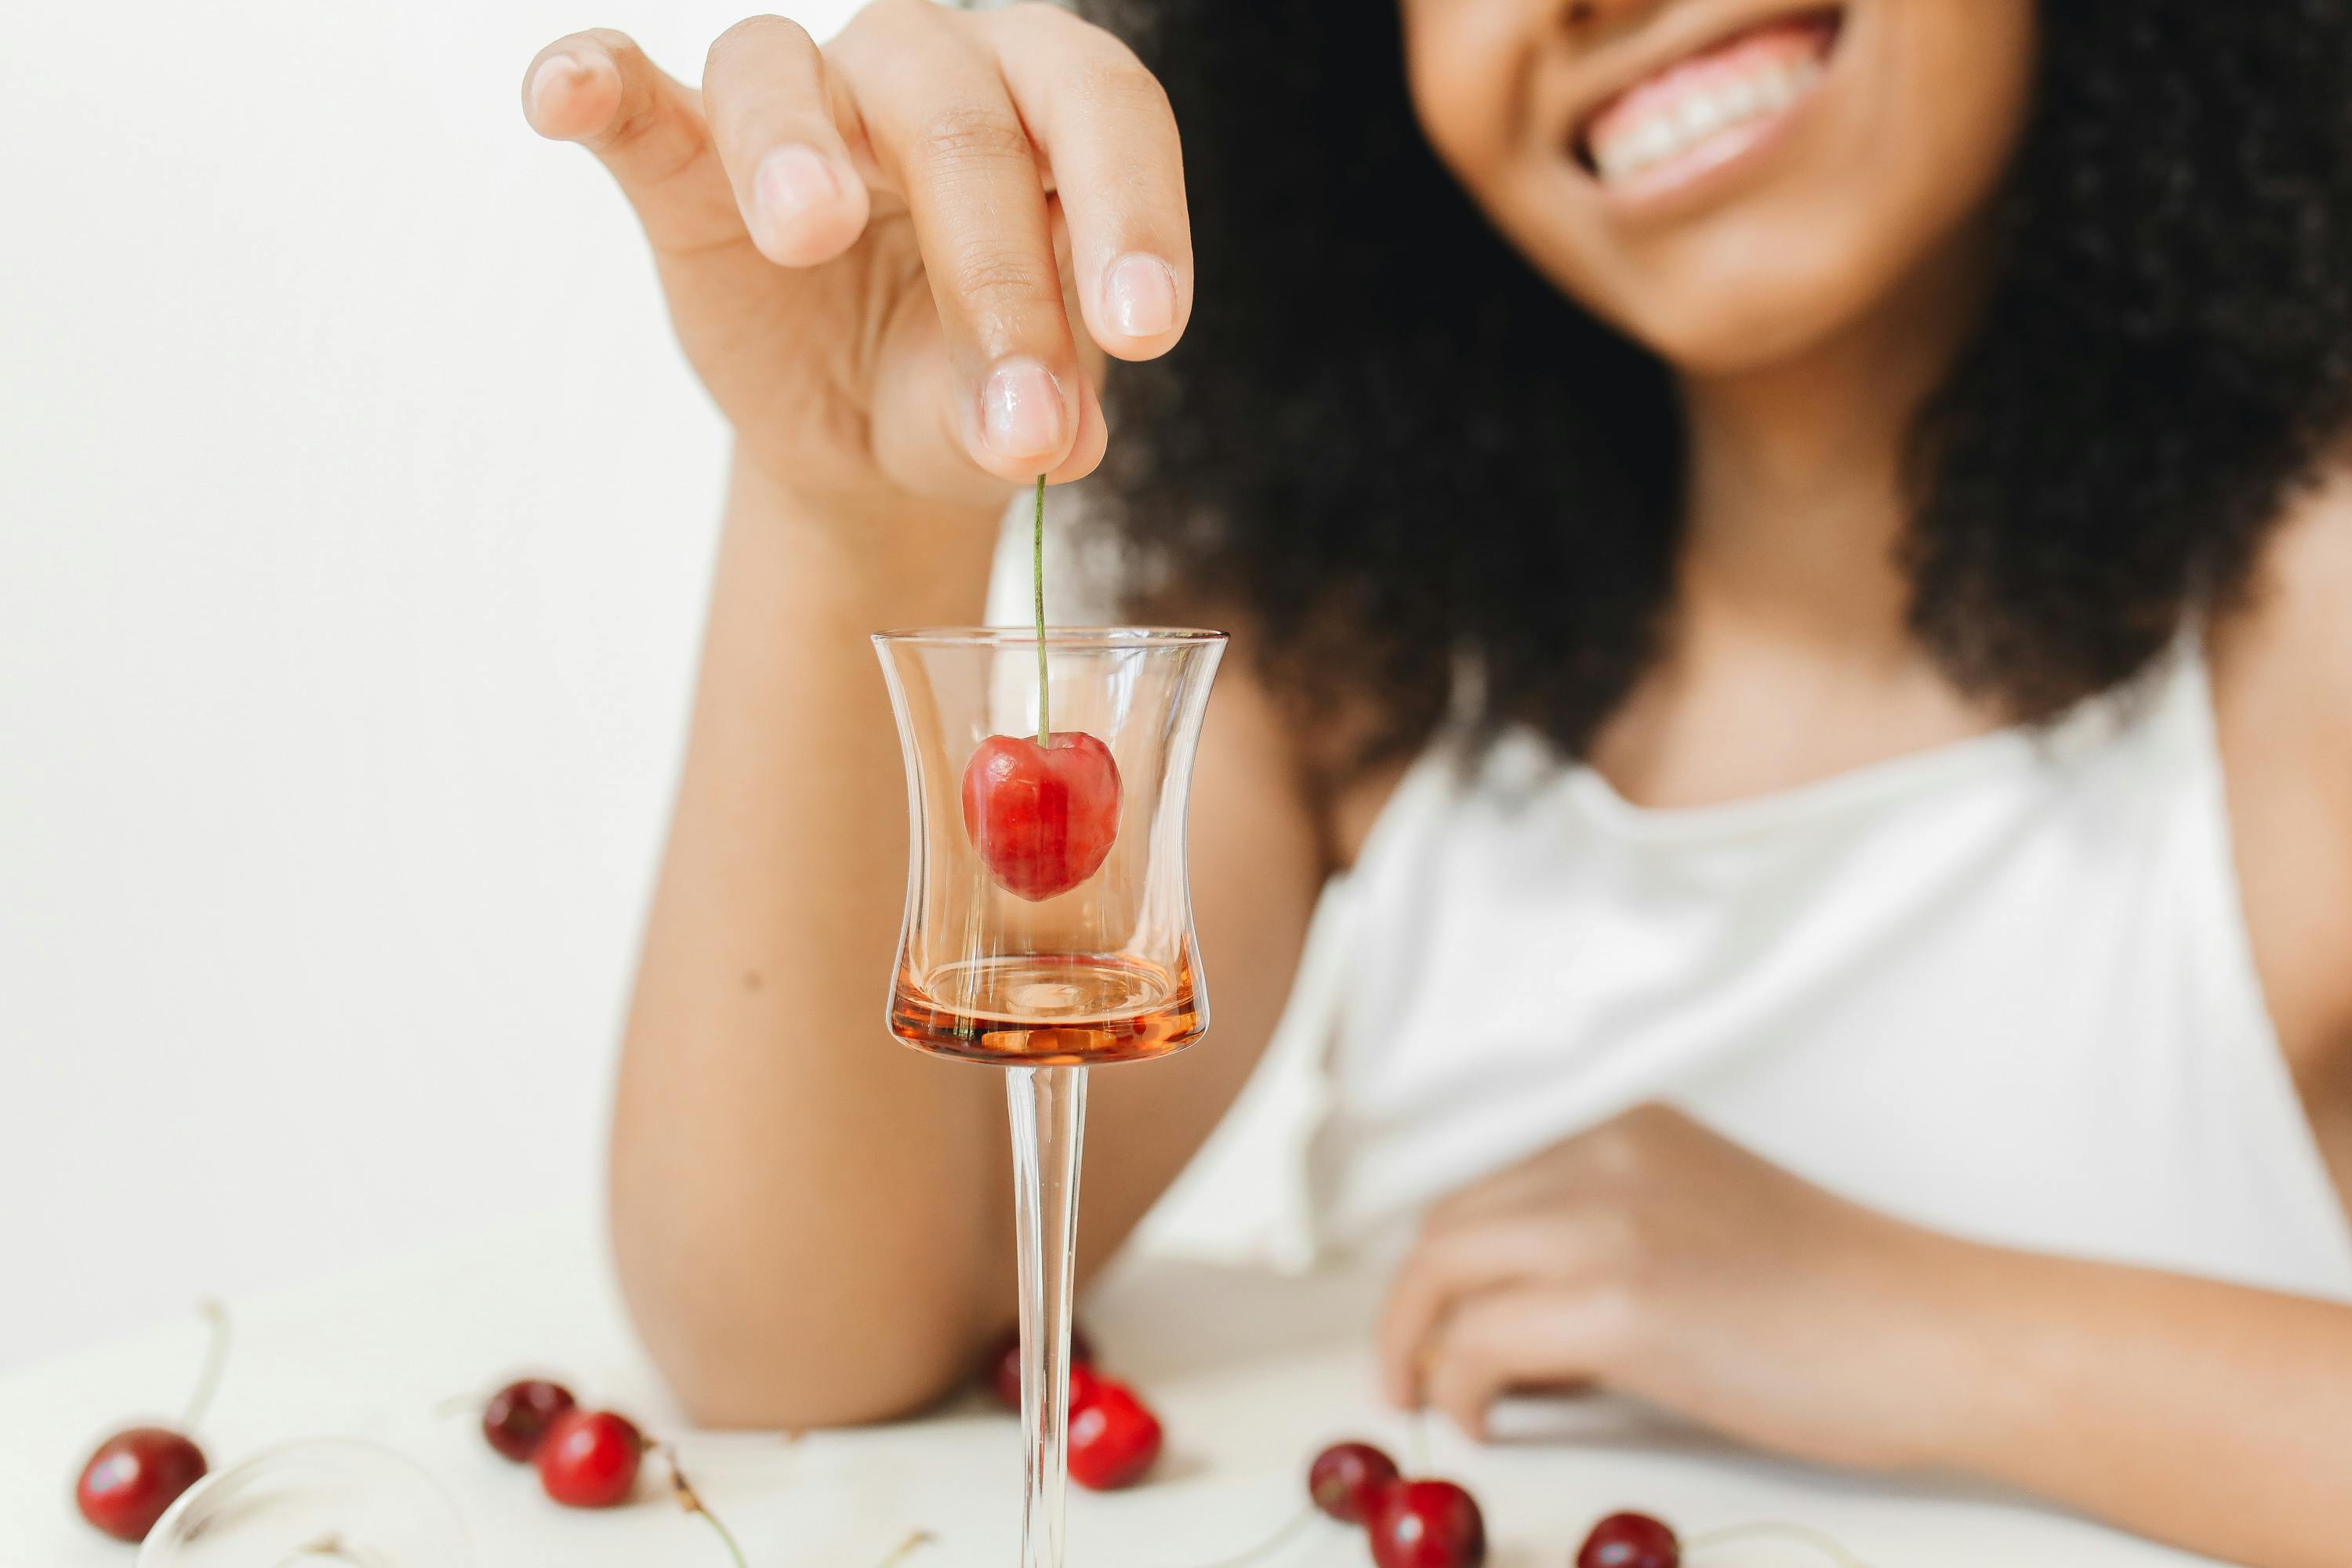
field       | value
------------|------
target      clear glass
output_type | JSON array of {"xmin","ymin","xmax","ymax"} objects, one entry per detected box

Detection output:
[
  {"xmin": 136, "ymin": 1439, "xmax": 470, "ymax": 1566},
  {"xmin": 874, "ymin": 626, "xmax": 1225, "ymax": 1568}
]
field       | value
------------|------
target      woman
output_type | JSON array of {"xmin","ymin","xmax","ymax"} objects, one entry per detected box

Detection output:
[{"xmin": 520, "ymin": 2, "xmax": 2352, "ymax": 1561}]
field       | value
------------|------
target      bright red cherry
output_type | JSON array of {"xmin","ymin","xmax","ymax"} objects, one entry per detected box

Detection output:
[
  {"xmin": 75, "ymin": 1426, "xmax": 208, "ymax": 1542},
  {"xmin": 984, "ymin": 1323, "xmax": 1098, "ymax": 1412},
  {"xmin": 482, "ymin": 1377, "xmax": 577, "ymax": 1462},
  {"xmin": 1066, "ymin": 1372, "xmax": 1161, "ymax": 1491},
  {"xmin": 1577, "ymin": 1512, "xmax": 1680, "ymax": 1568},
  {"xmin": 1308, "ymin": 1439, "xmax": 1401, "ymax": 1523},
  {"xmin": 960, "ymin": 732, "xmax": 1122, "ymax": 902},
  {"xmin": 1367, "ymin": 1479, "xmax": 1486, "ymax": 1568},
  {"xmin": 535, "ymin": 1408, "xmax": 644, "ymax": 1508}
]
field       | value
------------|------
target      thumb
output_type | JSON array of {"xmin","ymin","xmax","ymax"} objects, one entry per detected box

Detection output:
[{"xmin": 523, "ymin": 30, "xmax": 740, "ymax": 256}]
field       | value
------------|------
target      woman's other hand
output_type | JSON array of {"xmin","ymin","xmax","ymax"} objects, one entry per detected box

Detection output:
[{"xmin": 1378, "ymin": 1103, "xmax": 1989, "ymax": 1472}]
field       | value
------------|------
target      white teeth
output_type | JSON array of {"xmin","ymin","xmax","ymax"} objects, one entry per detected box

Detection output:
[{"xmin": 1588, "ymin": 53, "xmax": 1828, "ymax": 186}]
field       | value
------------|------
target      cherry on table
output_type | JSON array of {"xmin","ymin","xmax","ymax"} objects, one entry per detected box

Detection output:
[
  {"xmin": 75, "ymin": 1426, "xmax": 208, "ymax": 1542},
  {"xmin": 74, "ymin": 1300, "xmax": 228, "ymax": 1542},
  {"xmin": 983, "ymin": 1323, "xmax": 1098, "ymax": 1413},
  {"xmin": 535, "ymin": 1408, "xmax": 644, "ymax": 1508},
  {"xmin": 482, "ymin": 1377, "xmax": 578, "ymax": 1462},
  {"xmin": 1307, "ymin": 1439, "xmax": 1400, "ymax": 1523},
  {"xmin": 1577, "ymin": 1512, "xmax": 1680, "ymax": 1568},
  {"xmin": 1066, "ymin": 1368, "xmax": 1161, "ymax": 1491},
  {"xmin": 1367, "ymin": 1479, "xmax": 1486, "ymax": 1568},
  {"xmin": 960, "ymin": 731, "xmax": 1122, "ymax": 902}
]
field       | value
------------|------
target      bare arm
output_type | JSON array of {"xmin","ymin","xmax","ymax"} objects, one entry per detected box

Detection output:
[{"xmin": 521, "ymin": 6, "xmax": 1326, "ymax": 1425}]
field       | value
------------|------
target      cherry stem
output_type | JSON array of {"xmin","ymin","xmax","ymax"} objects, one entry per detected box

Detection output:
[
  {"xmin": 1406, "ymin": 1404, "xmax": 1432, "ymax": 1476},
  {"xmin": 1172, "ymin": 1503, "xmax": 1316, "ymax": 1568},
  {"xmin": 666, "ymin": 1446, "xmax": 750, "ymax": 1568},
  {"xmin": 1684, "ymin": 1522, "xmax": 1871, "ymax": 1566},
  {"xmin": 180, "ymin": 1298, "xmax": 230, "ymax": 1432},
  {"xmin": 1032, "ymin": 474, "xmax": 1050, "ymax": 745},
  {"xmin": 878, "ymin": 1528, "xmax": 938, "ymax": 1568}
]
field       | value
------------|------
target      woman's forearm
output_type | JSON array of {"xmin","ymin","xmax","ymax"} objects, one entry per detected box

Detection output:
[
  {"xmin": 610, "ymin": 457, "xmax": 1010, "ymax": 1428},
  {"xmin": 1940, "ymin": 1245, "xmax": 2352, "ymax": 1568}
]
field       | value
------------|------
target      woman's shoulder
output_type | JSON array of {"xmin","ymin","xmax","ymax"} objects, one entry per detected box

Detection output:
[{"xmin": 2212, "ymin": 459, "xmax": 2352, "ymax": 1069}]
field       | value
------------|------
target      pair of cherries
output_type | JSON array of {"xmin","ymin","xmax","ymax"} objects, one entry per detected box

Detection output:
[
  {"xmin": 982, "ymin": 1326, "xmax": 1163, "ymax": 1490},
  {"xmin": 480, "ymin": 1377, "xmax": 644, "ymax": 1508},
  {"xmin": 1308, "ymin": 1441, "xmax": 1486, "ymax": 1568}
]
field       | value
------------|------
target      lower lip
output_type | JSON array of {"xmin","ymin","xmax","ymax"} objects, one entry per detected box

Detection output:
[{"xmin": 1582, "ymin": 25, "xmax": 1841, "ymax": 216}]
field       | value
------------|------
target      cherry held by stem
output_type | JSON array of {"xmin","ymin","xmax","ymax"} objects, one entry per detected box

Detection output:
[
  {"xmin": 961, "ymin": 731, "xmax": 1123, "ymax": 902},
  {"xmin": 536, "ymin": 1408, "xmax": 644, "ymax": 1508},
  {"xmin": 1367, "ymin": 1479, "xmax": 1487, "ymax": 1568}
]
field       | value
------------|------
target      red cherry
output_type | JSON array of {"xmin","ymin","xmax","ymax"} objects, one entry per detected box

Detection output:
[
  {"xmin": 960, "ymin": 731, "xmax": 1122, "ymax": 901},
  {"xmin": 481, "ymin": 1377, "xmax": 577, "ymax": 1462},
  {"xmin": 984, "ymin": 1323, "xmax": 1098, "ymax": 1412},
  {"xmin": 1577, "ymin": 1512, "xmax": 1680, "ymax": 1568},
  {"xmin": 1367, "ymin": 1479, "xmax": 1486, "ymax": 1568},
  {"xmin": 75, "ymin": 1426, "xmax": 208, "ymax": 1542},
  {"xmin": 1307, "ymin": 1440, "xmax": 1401, "ymax": 1523},
  {"xmin": 1066, "ymin": 1373, "xmax": 1161, "ymax": 1491},
  {"xmin": 535, "ymin": 1409, "xmax": 644, "ymax": 1508}
]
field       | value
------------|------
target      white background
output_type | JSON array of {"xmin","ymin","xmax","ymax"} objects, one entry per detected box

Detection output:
[{"xmin": 0, "ymin": 0, "xmax": 875, "ymax": 1366}]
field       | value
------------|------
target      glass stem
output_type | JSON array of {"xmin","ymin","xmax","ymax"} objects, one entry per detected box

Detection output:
[{"xmin": 1006, "ymin": 1063, "xmax": 1086, "ymax": 1568}]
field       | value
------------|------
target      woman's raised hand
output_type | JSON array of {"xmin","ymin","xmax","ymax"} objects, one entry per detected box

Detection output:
[{"xmin": 521, "ymin": 2, "xmax": 1192, "ymax": 515}]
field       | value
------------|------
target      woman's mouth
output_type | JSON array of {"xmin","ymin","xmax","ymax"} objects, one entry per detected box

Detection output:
[{"xmin": 1579, "ymin": 9, "xmax": 1842, "ymax": 194}]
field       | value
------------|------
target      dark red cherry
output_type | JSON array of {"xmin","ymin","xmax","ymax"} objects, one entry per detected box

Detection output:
[
  {"xmin": 1367, "ymin": 1479, "xmax": 1486, "ymax": 1568},
  {"xmin": 1066, "ymin": 1372, "xmax": 1161, "ymax": 1491},
  {"xmin": 75, "ymin": 1426, "xmax": 208, "ymax": 1542},
  {"xmin": 960, "ymin": 732, "xmax": 1122, "ymax": 901},
  {"xmin": 1308, "ymin": 1439, "xmax": 1401, "ymax": 1523},
  {"xmin": 482, "ymin": 1377, "xmax": 578, "ymax": 1462},
  {"xmin": 1577, "ymin": 1512, "xmax": 1680, "ymax": 1568},
  {"xmin": 535, "ymin": 1409, "xmax": 644, "ymax": 1508},
  {"xmin": 984, "ymin": 1323, "xmax": 1098, "ymax": 1412}
]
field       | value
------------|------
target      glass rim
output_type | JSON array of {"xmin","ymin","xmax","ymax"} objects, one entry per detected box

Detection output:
[{"xmin": 872, "ymin": 625, "xmax": 1228, "ymax": 648}]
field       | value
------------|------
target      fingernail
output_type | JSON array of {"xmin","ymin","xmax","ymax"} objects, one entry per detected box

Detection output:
[
  {"xmin": 756, "ymin": 143, "xmax": 841, "ymax": 227},
  {"xmin": 1104, "ymin": 253, "xmax": 1178, "ymax": 338},
  {"xmin": 982, "ymin": 359, "xmax": 1067, "ymax": 460},
  {"xmin": 528, "ymin": 53, "xmax": 584, "ymax": 122}
]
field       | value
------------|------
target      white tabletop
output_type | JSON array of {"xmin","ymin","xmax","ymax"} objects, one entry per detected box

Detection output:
[{"xmin": 1, "ymin": 1211, "xmax": 2223, "ymax": 1566}]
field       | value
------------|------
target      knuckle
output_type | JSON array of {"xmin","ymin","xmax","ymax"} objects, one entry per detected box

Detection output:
[
  {"xmin": 914, "ymin": 101, "xmax": 1036, "ymax": 174},
  {"xmin": 947, "ymin": 246, "xmax": 1060, "ymax": 315}
]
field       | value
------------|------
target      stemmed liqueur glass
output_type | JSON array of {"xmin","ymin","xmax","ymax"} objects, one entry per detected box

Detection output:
[{"xmin": 875, "ymin": 626, "xmax": 1225, "ymax": 1568}]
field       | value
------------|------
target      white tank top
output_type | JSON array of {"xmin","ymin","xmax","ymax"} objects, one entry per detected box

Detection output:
[{"xmin": 1299, "ymin": 645, "xmax": 2352, "ymax": 1299}]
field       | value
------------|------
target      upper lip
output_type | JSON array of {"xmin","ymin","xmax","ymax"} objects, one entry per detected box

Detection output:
[{"xmin": 1566, "ymin": 2, "xmax": 1845, "ymax": 160}]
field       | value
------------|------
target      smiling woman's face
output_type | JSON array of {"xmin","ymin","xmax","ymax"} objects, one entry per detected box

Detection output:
[{"xmin": 1400, "ymin": 0, "xmax": 2039, "ymax": 376}]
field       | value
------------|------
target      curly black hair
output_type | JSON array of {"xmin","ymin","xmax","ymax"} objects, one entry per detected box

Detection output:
[{"xmin": 1082, "ymin": 1, "xmax": 2352, "ymax": 772}]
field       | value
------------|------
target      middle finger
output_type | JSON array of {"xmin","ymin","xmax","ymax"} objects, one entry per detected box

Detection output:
[{"xmin": 833, "ymin": 14, "xmax": 1085, "ymax": 479}]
